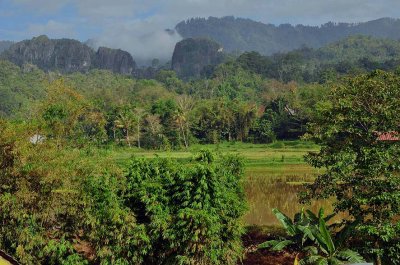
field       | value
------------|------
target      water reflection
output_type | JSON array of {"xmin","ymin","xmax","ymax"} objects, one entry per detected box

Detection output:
[{"xmin": 244, "ymin": 170, "xmax": 337, "ymax": 226}]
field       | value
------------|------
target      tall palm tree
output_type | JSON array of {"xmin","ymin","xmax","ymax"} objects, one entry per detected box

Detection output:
[{"xmin": 114, "ymin": 107, "xmax": 135, "ymax": 147}]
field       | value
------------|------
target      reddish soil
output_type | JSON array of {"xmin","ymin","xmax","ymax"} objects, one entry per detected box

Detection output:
[
  {"xmin": 243, "ymin": 250, "xmax": 297, "ymax": 265},
  {"xmin": 241, "ymin": 227, "xmax": 299, "ymax": 265}
]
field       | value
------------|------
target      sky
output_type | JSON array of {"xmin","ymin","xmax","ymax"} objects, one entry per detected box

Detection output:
[{"xmin": 1, "ymin": 0, "xmax": 400, "ymax": 62}]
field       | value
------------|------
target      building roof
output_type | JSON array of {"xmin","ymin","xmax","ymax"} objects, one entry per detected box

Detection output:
[{"xmin": 376, "ymin": 131, "xmax": 400, "ymax": 141}]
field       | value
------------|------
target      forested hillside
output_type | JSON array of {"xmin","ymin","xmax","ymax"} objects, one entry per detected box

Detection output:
[
  {"xmin": 0, "ymin": 55, "xmax": 328, "ymax": 146},
  {"xmin": 2, "ymin": 35, "xmax": 400, "ymax": 140},
  {"xmin": 176, "ymin": 16, "xmax": 400, "ymax": 55},
  {"xmin": 234, "ymin": 35, "xmax": 400, "ymax": 83},
  {"xmin": 0, "ymin": 60, "xmax": 48, "ymax": 117},
  {"xmin": 175, "ymin": 35, "xmax": 400, "ymax": 80}
]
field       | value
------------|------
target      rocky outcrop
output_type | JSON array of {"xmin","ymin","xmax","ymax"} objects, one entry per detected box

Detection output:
[
  {"xmin": 0, "ymin": 41, "xmax": 14, "ymax": 54},
  {"xmin": 93, "ymin": 47, "xmax": 136, "ymax": 75},
  {"xmin": 172, "ymin": 38, "xmax": 226, "ymax": 79},
  {"xmin": 1, "ymin": 35, "xmax": 93, "ymax": 73},
  {"xmin": 1, "ymin": 35, "xmax": 136, "ymax": 75}
]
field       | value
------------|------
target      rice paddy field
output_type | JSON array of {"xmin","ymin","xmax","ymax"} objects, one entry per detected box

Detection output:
[{"xmin": 107, "ymin": 141, "xmax": 335, "ymax": 226}]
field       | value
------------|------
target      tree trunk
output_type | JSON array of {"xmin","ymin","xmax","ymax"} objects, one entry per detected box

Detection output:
[
  {"xmin": 375, "ymin": 241, "xmax": 382, "ymax": 265},
  {"xmin": 180, "ymin": 123, "xmax": 188, "ymax": 149},
  {"xmin": 137, "ymin": 122, "xmax": 141, "ymax": 148},
  {"xmin": 126, "ymin": 129, "xmax": 130, "ymax": 147},
  {"xmin": 185, "ymin": 123, "xmax": 190, "ymax": 148}
]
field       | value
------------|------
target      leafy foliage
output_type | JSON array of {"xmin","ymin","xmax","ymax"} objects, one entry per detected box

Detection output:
[
  {"xmin": 123, "ymin": 150, "xmax": 247, "ymax": 264},
  {"xmin": 0, "ymin": 60, "xmax": 47, "ymax": 118},
  {"xmin": 259, "ymin": 208, "xmax": 365, "ymax": 265},
  {"xmin": 302, "ymin": 70, "xmax": 400, "ymax": 264}
]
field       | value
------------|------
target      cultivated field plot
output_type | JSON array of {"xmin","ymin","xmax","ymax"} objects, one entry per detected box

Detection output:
[{"xmin": 108, "ymin": 141, "xmax": 334, "ymax": 226}]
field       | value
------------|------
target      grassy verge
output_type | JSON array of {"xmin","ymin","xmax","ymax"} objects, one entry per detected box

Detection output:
[{"xmin": 106, "ymin": 140, "xmax": 319, "ymax": 174}]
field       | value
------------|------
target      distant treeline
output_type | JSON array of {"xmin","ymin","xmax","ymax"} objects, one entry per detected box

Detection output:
[
  {"xmin": 173, "ymin": 35, "xmax": 400, "ymax": 80},
  {"xmin": 176, "ymin": 16, "xmax": 400, "ymax": 55}
]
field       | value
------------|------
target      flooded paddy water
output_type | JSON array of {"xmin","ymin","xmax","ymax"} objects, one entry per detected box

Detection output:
[
  {"xmin": 243, "ymin": 167, "xmax": 336, "ymax": 226},
  {"xmin": 242, "ymin": 154, "xmax": 337, "ymax": 226}
]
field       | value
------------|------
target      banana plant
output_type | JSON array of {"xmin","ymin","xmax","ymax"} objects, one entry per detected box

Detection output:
[
  {"xmin": 259, "ymin": 208, "xmax": 365, "ymax": 265},
  {"xmin": 300, "ymin": 209, "xmax": 365, "ymax": 265},
  {"xmin": 259, "ymin": 208, "xmax": 331, "ymax": 251}
]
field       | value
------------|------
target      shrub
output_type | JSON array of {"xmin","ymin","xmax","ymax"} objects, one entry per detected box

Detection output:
[{"xmin": 123, "ymin": 150, "xmax": 247, "ymax": 264}]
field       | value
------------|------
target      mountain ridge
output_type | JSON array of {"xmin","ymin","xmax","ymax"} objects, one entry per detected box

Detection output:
[{"xmin": 175, "ymin": 16, "xmax": 400, "ymax": 55}]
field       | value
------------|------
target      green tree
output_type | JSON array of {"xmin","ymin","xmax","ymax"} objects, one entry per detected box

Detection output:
[
  {"xmin": 142, "ymin": 114, "xmax": 163, "ymax": 149},
  {"xmin": 250, "ymin": 118, "xmax": 276, "ymax": 143},
  {"xmin": 259, "ymin": 208, "xmax": 364, "ymax": 265},
  {"xmin": 0, "ymin": 121, "xmax": 87, "ymax": 264},
  {"xmin": 175, "ymin": 95, "xmax": 194, "ymax": 148},
  {"xmin": 151, "ymin": 99, "xmax": 180, "ymax": 147},
  {"xmin": 302, "ymin": 70, "xmax": 400, "ymax": 264},
  {"xmin": 193, "ymin": 99, "xmax": 237, "ymax": 143},
  {"xmin": 40, "ymin": 79, "xmax": 105, "ymax": 146},
  {"xmin": 133, "ymin": 107, "xmax": 146, "ymax": 148},
  {"xmin": 114, "ymin": 105, "xmax": 136, "ymax": 147},
  {"xmin": 232, "ymin": 101, "xmax": 257, "ymax": 141}
]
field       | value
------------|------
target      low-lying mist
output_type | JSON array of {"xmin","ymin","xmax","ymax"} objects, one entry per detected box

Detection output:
[{"xmin": 89, "ymin": 23, "xmax": 182, "ymax": 66}]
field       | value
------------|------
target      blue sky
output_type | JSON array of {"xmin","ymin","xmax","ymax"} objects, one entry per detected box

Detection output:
[{"xmin": 1, "ymin": 0, "xmax": 400, "ymax": 61}]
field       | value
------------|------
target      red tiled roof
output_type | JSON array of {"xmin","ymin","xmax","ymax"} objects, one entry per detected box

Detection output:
[{"xmin": 376, "ymin": 131, "xmax": 400, "ymax": 141}]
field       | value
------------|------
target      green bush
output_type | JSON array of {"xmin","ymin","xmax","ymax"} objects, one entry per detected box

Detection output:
[
  {"xmin": 124, "ymin": 150, "xmax": 247, "ymax": 264},
  {"xmin": 82, "ymin": 174, "xmax": 150, "ymax": 265}
]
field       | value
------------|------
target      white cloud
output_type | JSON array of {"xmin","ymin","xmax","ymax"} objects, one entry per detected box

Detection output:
[
  {"xmin": 95, "ymin": 16, "xmax": 182, "ymax": 63},
  {"xmin": 11, "ymin": 0, "xmax": 400, "ymax": 25},
  {"xmin": 75, "ymin": 0, "xmax": 137, "ymax": 18},
  {"xmin": 12, "ymin": 0, "xmax": 70, "ymax": 13},
  {"xmin": 26, "ymin": 20, "xmax": 77, "ymax": 39}
]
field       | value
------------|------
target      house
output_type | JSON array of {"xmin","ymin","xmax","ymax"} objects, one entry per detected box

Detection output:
[
  {"xmin": 29, "ymin": 134, "xmax": 46, "ymax": 144},
  {"xmin": 375, "ymin": 131, "xmax": 400, "ymax": 141}
]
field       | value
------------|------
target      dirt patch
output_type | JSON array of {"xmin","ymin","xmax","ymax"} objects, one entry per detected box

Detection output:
[
  {"xmin": 242, "ymin": 226, "xmax": 299, "ymax": 265},
  {"xmin": 244, "ymin": 249, "xmax": 298, "ymax": 265}
]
